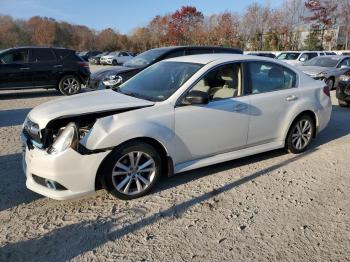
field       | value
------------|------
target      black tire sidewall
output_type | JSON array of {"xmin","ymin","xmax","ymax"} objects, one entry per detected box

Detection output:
[
  {"xmin": 101, "ymin": 142, "xmax": 162, "ymax": 200},
  {"xmin": 58, "ymin": 75, "xmax": 81, "ymax": 96},
  {"xmin": 112, "ymin": 60, "xmax": 118, "ymax": 65},
  {"xmin": 326, "ymin": 78, "xmax": 334, "ymax": 90},
  {"xmin": 286, "ymin": 115, "xmax": 315, "ymax": 154}
]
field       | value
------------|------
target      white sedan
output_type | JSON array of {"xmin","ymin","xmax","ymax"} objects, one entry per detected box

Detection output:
[{"xmin": 21, "ymin": 54, "xmax": 332, "ymax": 200}]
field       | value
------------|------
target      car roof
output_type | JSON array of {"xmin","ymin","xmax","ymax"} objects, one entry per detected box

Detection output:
[
  {"xmin": 150, "ymin": 45, "xmax": 242, "ymax": 53},
  {"xmin": 166, "ymin": 53, "xmax": 277, "ymax": 65}
]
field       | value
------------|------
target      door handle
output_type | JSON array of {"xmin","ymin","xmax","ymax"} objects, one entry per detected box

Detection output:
[
  {"xmin": 53, "ymin": 65, "xmax": 63, "ymax": 68},
  {"xmin": 233, "ymin": 103, "xmax": 248, "ymax": 112},
  {"xmin": 19, "ymin": 67, "xmax": 30, "ymax": 70},
  {"xmin": 286, "ymin": 95, "xmax": 298, "ymax": 101}
]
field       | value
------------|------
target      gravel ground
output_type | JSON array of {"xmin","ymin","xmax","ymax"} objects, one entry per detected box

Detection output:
[{"xmin": 0, "ymin": 67, "xmax": 349, "ymax": 261}]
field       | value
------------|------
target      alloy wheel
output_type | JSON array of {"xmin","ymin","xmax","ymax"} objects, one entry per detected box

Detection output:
[
  {"xmin": 112, "ymin": 151, "xmax": 156, "ymax": 196},
  {"xmin": 63, "ymin": 78, "xmax": 80, "ymax": 94},
  {"xmin": 291, "ymin": 119, "xmax": 312, "ymax": 150}
]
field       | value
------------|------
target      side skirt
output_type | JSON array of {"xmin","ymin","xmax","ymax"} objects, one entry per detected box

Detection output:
[{"xmin": 174, "ymin": 141, "xmax": 285, "ymax": 174}]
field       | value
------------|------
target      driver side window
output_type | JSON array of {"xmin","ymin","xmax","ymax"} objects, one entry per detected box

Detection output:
[
  {"xmin": 0, "ymin": 50, "xmax": 29, "ymax": 64},
  {"xmin": 190, "ymin": 63, "xmax": 242, "ymax": 101}
]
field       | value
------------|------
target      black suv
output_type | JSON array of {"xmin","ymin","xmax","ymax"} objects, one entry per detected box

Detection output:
[
  {"xmin": 0, "ymin": 47, "xmax": 90, "ymax": 95},
  {"xmin": 88, "ymin": 46, "xmax": 243, "ymax": 89}
]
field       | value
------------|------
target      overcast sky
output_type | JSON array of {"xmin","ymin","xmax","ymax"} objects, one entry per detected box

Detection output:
[{"xmin": 0, "ymin": 0, "xmax": 284, "ymax": 34}]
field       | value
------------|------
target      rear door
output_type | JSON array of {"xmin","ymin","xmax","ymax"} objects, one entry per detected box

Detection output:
[
  {"xmin": 29, "ymin": 48, "xmax": 59, "ymax": 87},
  {"xmin": 0, "ymin": 49, "xmax": 32, "ymax": 89},
  {"xmin": 245, "ymin": 61, "xmax": 298, "ymax": 145}
]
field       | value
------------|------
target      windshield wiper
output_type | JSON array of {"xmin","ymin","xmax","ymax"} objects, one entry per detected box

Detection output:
[{"xmin": 119, "ymin": 91, "xmax": 156, "ymax": 101}]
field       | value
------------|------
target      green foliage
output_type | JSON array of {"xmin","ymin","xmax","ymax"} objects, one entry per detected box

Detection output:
[{"xmin": 303, "ymin": 30, "xmax": 323, "ymax": 50}]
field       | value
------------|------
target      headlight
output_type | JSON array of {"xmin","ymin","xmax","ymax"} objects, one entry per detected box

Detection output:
[
  {"xmin": 103, "ymin": 75, "xmax": 123, "ymax": 87},
  {"xmin": 316, "ymin": 72, "xmax": 327, "ymax": 78},
  {"xmin": 339, "ymin": 75, "xmax": 350, "ymax": 82},
  {"xmin": 48, "ymin": 122, "xmax": 78, "ymax": 154}
]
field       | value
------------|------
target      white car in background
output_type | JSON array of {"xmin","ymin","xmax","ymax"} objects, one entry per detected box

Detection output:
[
  {"xmin": 276, "ymin": 51, "xmax": 326, "ymax": 66},
  {"xmin": 21, "ymin": 54, "xmax": 332, "ymax": 200},
  {"xmin": 100, "ymin": 51, "xmax": 133, "ymax": 65},
  {"xmin": 297, "ymin": 55, "xmax": 350, "ymax": 89}
]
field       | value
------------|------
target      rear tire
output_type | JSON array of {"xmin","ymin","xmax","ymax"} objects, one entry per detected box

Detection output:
[
  {"xmin": 58, "ymin": 75, "xmax": 81, "ymax": 96},
  {"xmin": 101, "ymin": 142, "xmax": 162, "ymax": 200},
  {"xmin": 286, "ymin": 115, "xmax": 315, "ymax": 154},
  {"xmin": 338, "ymin": 99, "xmax": 350, "ymax": 107}
]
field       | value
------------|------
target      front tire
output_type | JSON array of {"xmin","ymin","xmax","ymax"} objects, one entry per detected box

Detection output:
[
  {"xmin": 101, "ymin": 142, "xmax": 162, "ymax": 200},
  {"xmin": 58, "ymin": 75, "xmax": 81, "ymax": 96},
  {"xmin": 286, "ymin": 115, "xmax": 315, "ymax": 154},
  {"xmin": 112, "ymin": 60, "xmax": 118, "ymax": 66}
]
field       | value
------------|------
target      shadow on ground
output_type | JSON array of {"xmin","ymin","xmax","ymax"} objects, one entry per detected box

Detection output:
[
  {"xmin": 0, "ymin": 153, "xmax": 42, "ymax": 212},
  {"xmin": 0, "ymin": 149, "xmax": 316, "ymax": 261},
  {"xmin": 0, "ymin": 108, "xmax": 32, "ymax": 128},
  {"xmin": 0, "ymin": 89, "xmax": 60, "ymax": 100}
]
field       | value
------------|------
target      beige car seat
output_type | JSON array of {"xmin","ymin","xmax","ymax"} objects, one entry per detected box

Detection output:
[
  {"xmin": 192, "ymin": 78, "xmax": 210, "ymax": 93},
  {"xmin": 213, "ymin": 66, "xmax": 240, "ymax": 99}
]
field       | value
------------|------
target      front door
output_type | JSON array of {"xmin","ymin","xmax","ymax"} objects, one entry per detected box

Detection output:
[
  {"xmin": 0, "ymin": 49, "xmax": 32, "ymax": 89},
  {"xmin": 174, "ymin": 62, "xmax": 250, "ymax": 164}
]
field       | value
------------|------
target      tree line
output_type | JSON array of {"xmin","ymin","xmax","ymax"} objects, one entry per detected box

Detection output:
[{"xmin": 0, "ymin": 0, "xmax": 349, "ymax": 52}]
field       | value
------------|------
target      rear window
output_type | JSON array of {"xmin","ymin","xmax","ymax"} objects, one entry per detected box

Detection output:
[
  {"xmin": 277, "ymin": 52, "xmax": 300, "ymax": 60},
  {"xmin": 31, "ymin": 48, "xmax": 56, "ymax": 62}
]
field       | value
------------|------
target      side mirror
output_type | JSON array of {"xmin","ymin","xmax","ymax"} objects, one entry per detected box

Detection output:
[
  {"xmin": 184, "ymin": 90, "xmax": 209, "ymax": 105},
  {"xmin": 299, "ymin": 57, "xmax": 306, "ymax": 62},
  {"xmin": 340, "ymin": 65, "xmax": 349, "ymax": 69}
]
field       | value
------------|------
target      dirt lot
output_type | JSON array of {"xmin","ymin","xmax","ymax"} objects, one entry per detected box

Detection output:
[{"xmin": 0, "ymin": 68, "xmax": 349, "ymax": 261}]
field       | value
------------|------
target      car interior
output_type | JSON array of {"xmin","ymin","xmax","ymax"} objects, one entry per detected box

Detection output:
[{"xmin": 192, "ymin": 63, "xmax": 242, "ymax": 101}]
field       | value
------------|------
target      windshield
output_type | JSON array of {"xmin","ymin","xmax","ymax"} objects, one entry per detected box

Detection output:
[
  {"xmin": 118, "ymin": 61, "xmax": 202, "ymax": 101},
  {"xmin": 123, "ymin": 49, "xmax": 168, "ymax": 68},
  {"xmin": 304, "ymin": 56, "xmax": 340, "ymax": 67},
  {"xmin": 277, "ymin": 52, "xmax": 300, "ymax": 60}
]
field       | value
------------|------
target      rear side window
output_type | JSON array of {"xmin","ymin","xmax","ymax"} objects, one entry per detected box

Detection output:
[
  {"xmin": 0, "ymin": 49, "xmax": 29, "ymax": 64},
  {"xmin": 54, "ymin": 49, "xmax": 81, "ymax": 61},
  {"xmin": 31, "ymin": 48, "xmax": 56, "ymax": 62},
  {"xmin": 247, "ymin": 61, "xmax": 297, "ymax": 94}
]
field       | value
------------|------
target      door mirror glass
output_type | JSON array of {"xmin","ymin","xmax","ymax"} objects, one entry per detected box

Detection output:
[
  {"xmin": 184, "ymin": 90, "xmax": 209, "ymax": 105},
  {"xmin": 340, "ymin": 64, "xmax": 350, "ymax": 69},
  {"xmin": 299, "ymin": 57, "xmax": 306, "ymax": 62}
]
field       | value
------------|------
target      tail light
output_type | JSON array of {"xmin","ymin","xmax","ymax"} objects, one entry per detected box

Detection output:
[
  {"xmin": 77, "ymin": 61, "xmax": 89, "ymax": 69},
  {"xmin": 323, "ymin": 85, "xmax": 330, "ymax": 97}
]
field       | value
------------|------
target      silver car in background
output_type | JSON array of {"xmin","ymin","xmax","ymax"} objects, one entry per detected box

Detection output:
[{"xmin": 297, "ymin": 56, "xmax": 350, "ymax": 89}]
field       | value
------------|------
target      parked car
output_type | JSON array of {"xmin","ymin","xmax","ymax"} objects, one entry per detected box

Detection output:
[
  {"xmin": 336, "ymin": 73, "xmax": 350, "ymax": 106},
  {"xmin": 297, "ymin": 55, "xmax": 350, "ymax": 89},
  {"xmin": 100, "ymin": 51, "xmax": 133, "ymax": 65},
  {"xmin": 246, "ymin": 52, "xmax": 276, "ymax": 58},
  {"xmin": 325, "ymin": 51, "xmax": 337, "ymax": 55},
  {"xmin": 21, "ymin": 54, "xmax": 331, "ymax": 200},
  {"xmin": 0, "ymin": 46, "xmax": 90, "ymax": 95},
  {"xmin": 88, "ymin": 46, "xmax": 243, "ymax": 89},
  {"xmin": 276, "ymin": 51, "xmax": 324, "ymax": 66},
  {"xmin": 89, "ymin": 52, "xmax": 110, "ymax": 65},
  {"xmin": 79, "ymin": 51, "xmax": 102, "ymax": 61}
]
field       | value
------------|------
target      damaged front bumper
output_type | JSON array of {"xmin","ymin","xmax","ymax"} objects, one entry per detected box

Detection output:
[{"xmin": 21, "ymin": 132, "xmax": 111, "ymax": 200}]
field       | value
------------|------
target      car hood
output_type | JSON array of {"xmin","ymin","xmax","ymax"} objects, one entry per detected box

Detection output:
[
  {"xmin": 90, "ymin": 66, "xmax": 135, "ymax": 80},
  {"xmin": 28, "ymin": 90, "xmax": 154, "ymax": 129},
  {"xmin": 298, "ymin": 66, "xmax": 333, "ymax": 76}
]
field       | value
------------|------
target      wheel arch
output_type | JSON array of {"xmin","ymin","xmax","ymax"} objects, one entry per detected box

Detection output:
[
  {"xmin": 95, "ymin": 136, "xmax": 173, "ymax": 190},
  {"xmin": 285, "ymin": 110, "xmax": 318, "ymax": 141}
]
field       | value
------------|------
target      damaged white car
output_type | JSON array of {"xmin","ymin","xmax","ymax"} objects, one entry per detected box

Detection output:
[{"xmin": 21, "ymin": 54, "xmax": 332, "ymax": 200}]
